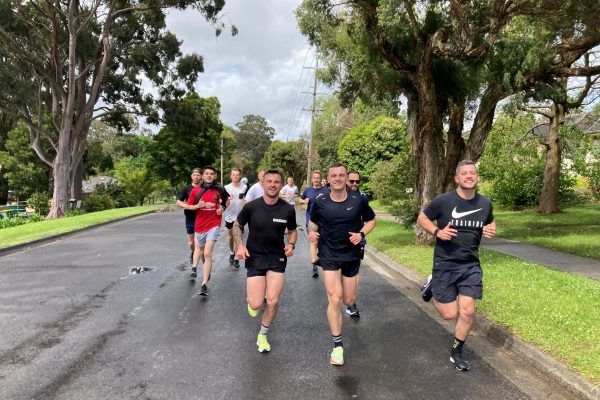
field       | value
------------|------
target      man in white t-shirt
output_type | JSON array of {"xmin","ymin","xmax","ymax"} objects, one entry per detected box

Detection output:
[
  {"xmin": 224, "ymin": 167, "xmax": 247, "ymax": 269},
  {"xmin": 279, "ymin": 176, "xmax": 298, "ymax": 206},
  {"xmin": 244, "ymin": 170, "xmax": 265, "ymax": 202}
]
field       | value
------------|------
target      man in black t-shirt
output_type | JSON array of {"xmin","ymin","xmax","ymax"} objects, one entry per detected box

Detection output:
[
  {"xmin": 175, "ymin": 168, "xmax": 202, "ymax": 264},
  {"xmin": 417, "ymin": 160, "xmax": 496, "ymax": 371},
  {"xmin": 309, "ymin": 163, "xmax": 376, "ymax": 366},
  {"xmin": 233, "ymin": 169, "xmax": 297, "ymax": 354}
]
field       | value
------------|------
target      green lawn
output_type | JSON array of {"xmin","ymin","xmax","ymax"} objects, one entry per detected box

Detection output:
[
  {"xmin": 368, "ymin": 218, "xmax": 600, "ymax": 384},
  {"xmin": 0, "ymin": 206, "xmax": 155, "ymax": 248},
  {"xmin": 494, "ymin": 205, "xmax": 600, "ymax": 260}
]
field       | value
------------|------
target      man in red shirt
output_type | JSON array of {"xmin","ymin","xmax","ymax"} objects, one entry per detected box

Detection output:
[{"xmin": 190, "ymin": 166, "xmax": 229, "ymax": 296}]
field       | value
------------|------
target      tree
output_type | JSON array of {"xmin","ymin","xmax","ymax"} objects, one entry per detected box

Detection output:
[
  {"xmin": 259, "ymin": 140, "xmax": 307, "ymax": 183},
  {"xmin": 149, "ymin": 93, "xmax": 222, "ymax": 187},
  {"xmin": 234, "ymin": 115, "xmax": 275, "ymax": 181},
  {"xmin": 297, "ymin": 0, "xmax": 600, "ymax": 241},
  {"xmin": 0, "ymin": 0, "xmax": 229, "ymax": 218},
  {"xmin": 114, "ymin": 157, "xmax": 156, "ymax": 206},
  {"xmin": 338, "ymin": 115, "xmax": 408, "ymax": 195}
]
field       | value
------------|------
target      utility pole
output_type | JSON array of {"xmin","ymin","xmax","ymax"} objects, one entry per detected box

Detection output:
[
  {"xmin": 305, "ymin": 59, "xmax": 318, "ymax": 187},
  {"xmin": 220, "ymin": 136, "xmax": 224, "ymax": 184}
]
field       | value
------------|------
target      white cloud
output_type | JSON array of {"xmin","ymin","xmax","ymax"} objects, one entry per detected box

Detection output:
[{"xmin": 165, "ymin": 0, "xmax": 315, "ymax": 140}]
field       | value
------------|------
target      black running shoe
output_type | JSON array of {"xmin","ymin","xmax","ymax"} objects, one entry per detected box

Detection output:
[
  {"xmin": 450, "ymin": 352, "xmax": 471, "ymax": 371},
  {"xmin": 229, "ymin": 254, "xmax": 235, "ymax": 265},
  {"xmin": 346, "ymin": 304, "xmax": 360, "ymax": 318},
  {"xmin": 312, "ymin": 264, "xmax": 319, "ymax": 278},
  {"xmin": 189, "ymin": 252, "xmax": 194, "ymax": 264},
  {"xmin": 190, "ymin": 267, "xmax": 197, "ymax": 279},
  {"xmin": 199, "ymin": 283, "xmax": 208, "ymax": 296},
  {"xmin": 420, "ymin": 275, "xmax": 433, "ymax": 302},
  {"xmin": 233, "ymin": 259, "xmax": 240, "ymax": 269}
]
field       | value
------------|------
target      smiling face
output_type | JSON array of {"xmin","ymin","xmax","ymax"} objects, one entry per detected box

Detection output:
[
  {"xmin": 263, "ymin": 172, "xmax": 284, "ymax": 198},
  {"xmin": 454, "ymin": 163, "xmax": 478, "ymax": 190},
  {"xmin": 328, "ymin": 165, "xmax": 347, "ymax": 191},
  {"xmin": 202, "ymin": 168, "xmax": 216, "ymax": 184}
]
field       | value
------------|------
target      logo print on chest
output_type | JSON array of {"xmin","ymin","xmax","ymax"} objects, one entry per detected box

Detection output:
[{"xmin": 451, "ymin": 207, "xmax": 482, "ymax": 219}]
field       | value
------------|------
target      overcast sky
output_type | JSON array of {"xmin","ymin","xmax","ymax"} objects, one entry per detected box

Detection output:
[{"xmin": 165, "ymin": 0, "xmax": 323, "ymax": 140}]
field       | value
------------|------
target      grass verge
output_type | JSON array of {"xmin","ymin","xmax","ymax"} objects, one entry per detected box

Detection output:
[
  {"xmin": 0, "ymin": 206, "xmax": 156, "ymax": 248},
  {"xmin": 493, "ymin": 205, "xmax": 600, "ymax": 260},
  {"xmin": 368, "ymin": 218, "xmax": 600, "ymax": 384}
]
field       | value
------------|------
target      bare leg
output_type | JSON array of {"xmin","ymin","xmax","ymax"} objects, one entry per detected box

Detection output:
[
  {"xmin": 323, "ymin": 270, "xmax": 343, "ymax": 336},
  {"xmin": 201, "ymin": 240, "xmax": 216, "ymax": 285}
]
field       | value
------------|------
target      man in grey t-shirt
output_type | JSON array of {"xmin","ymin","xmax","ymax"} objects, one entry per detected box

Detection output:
[{"xmin": 279, "ymin": 176, "xmax": 298, "ymax": 205}]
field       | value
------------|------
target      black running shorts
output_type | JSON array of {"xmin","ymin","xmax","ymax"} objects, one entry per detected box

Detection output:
[
  {"xmin": 225, "ymin": 221, "xmax": 234, "ymax": 229},
  {"xmin": 432, "ymin": 264, "xmax": 483, "ymax": 303},
  {"xmin": 319, "ymin": 259, "xmax": 361, "ymax": 278},
  {"xmin": 246, "ymin": 265, "xmax": 286, "ymax": 277}
]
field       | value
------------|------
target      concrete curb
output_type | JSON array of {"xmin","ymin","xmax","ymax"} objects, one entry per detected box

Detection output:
[
  {"xmin": 364, "ymin": 244, "xmax": 599, "ymax": 400},
  {"xmin": 0, "ymin": 210, "xmax": 156, "ymax": 257}
]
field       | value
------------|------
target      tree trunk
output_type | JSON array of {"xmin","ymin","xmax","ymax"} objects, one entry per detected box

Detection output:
[
  {"xmin": 538, "ymin": 103, "xmax": 565, "ymax": 214},
  {"xmin": 49, "ymin": 142, "xmax": 71, "ymax": 219},
  {"xmin": 70, "ymin": 159, "xmax": 83, "ymax": 201}
]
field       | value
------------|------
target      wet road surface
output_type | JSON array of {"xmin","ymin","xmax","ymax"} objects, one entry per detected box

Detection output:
[{"xmin": 0, "ymin": 211, "xmax": 582, "ymax": 399}]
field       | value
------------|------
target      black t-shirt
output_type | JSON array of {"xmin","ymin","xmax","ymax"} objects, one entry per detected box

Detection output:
[
  {"xmin": 310, "ymin": 191, "xmax": 376, "ymax": 261},
  {"xmin": 236, "ymin": 198, "xmax": 297, "ymax": 269},
  {"xmin": 177, "ymin": 184, "xmax": 197, "ymax": 220},
  {"xmin": 423, "ymin": 190, "xmax": 494, "ymax": 270}
]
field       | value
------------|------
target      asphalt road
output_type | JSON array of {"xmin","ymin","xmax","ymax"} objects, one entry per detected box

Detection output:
[{"xmin": 0, "ymin": 211, "xmax": 584, "ymax": 399}]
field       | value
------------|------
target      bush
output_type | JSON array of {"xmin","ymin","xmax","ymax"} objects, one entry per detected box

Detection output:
[
  {"xmin": 370, "ymin": 151, "xmax": 417, "ymax": 226},
  {"xmin": 94, "ymin": 181, "xmax": 134, "ymax": 208},
  {"xmin": 83, "ymin": 192, "xmax": 116, "ymax": 212},
  {"xmin": 27, "ymin": 192, "xmax": 51, "ymax": 215},
  {"xmin": 64, "ymin": 208, "xmax": 87, "ymax": 217},
  {"xmin": 0, "ymin": 215, "xmax": 44, "ymax": 229}
]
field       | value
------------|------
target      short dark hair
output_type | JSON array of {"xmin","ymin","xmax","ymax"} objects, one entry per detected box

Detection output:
[
  {"xmin": 203, "ymin": 165, "xmax": 216, "ymax": 174},
  {"xmin": 191, "ymin": 168, "xmax": 202, "ymax": 174},
  {"xmin": 348, "ymin": 170, "xmax": 360, "ymax": 177},
  {"xmin": 264, "ymin": 169, "xmax": 284, "ymax": 182},
  {"xmin": 328, "ymin": 162, "xmax": 347, "ymax": 172},
  {"xmin": 455, "ymin": 160, "xmax": 477, "ymax": 175}
]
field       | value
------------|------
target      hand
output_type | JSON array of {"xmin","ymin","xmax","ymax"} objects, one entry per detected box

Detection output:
[
  {"xmin": 308, "ymin": 231, "xmax": 320, "ymax": 243},
  {"xmin": 216, "ymin": 206, "xmax": 224, "ymax": 216},
  {"xmin": 348, "ymin": 231, "xmax": 362, "ymax": 245},
  {"xmin": 482, "ymin": 221, "xmax": 496, "ymax": 238},
  {"xmin": 436, "ymin": 222, "xmax": 458, "ymax": 241},
  {"xmin": 204, "ymin": 202, "xmax": 215, "ymax": 209},
  {"xmin": 236, "ymin": 244, "xmax": 250, "ymax": 260},
  {"xmin": 284, "ymin": 244, "xmax": 294, "ymax": 256},
  {"xmin": 195, "ymin": 200, "xmax": 206, "ymax": 209}
]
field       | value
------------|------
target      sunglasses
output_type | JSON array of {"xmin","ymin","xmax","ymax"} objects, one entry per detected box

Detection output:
[{"xmin": 349, "ymin": 180, "xmax": 360, "ymax": 184}]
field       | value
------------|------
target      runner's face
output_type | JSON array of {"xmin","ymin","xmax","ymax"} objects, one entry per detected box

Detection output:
[
  {"xmin": 191, "ymin": 171, "xmax": 201, "ymax": 184},
  {"xmin": 202, "ymin": 169, "xmax": 216, "ymax": 184},
  {"xmin": 328, "ymin": 166, "xmax": 347, "ymax": 191},
  {"xmin": 263, "ymin": 173, "xmax": 283, "ymax": 198},
  {"xmin": 311, "ymin": 173, "xmax": 321, "ymax": 187},
  {"xmin": 455, "ymin": 164, "xmax": 478, "ymax": 190},
  {"xmin": 287, "ymin": 177, "xmax": 294, "ymax": 186},
  {"xmin": 348, "ymin": 173, "xmax": 360, "ymax": 192},
  {"xmin": 230, "ymin": 170, "xmax": 240, "ymax": 183},
  {"xmin": 321, "ymin": 178, "xmax": 327, "ymax": 187}
]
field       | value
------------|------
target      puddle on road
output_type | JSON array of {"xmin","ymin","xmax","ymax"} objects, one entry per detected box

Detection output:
[{"xmin": 129, "ymin": 266, "xmax": 155, "ymax": 274}]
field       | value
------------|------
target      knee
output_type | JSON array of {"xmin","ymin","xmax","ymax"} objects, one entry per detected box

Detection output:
[
  {"xmin": 459, "ymin": 305, "xmax": 476, "ymax": 321},
  {"xmin": 266, "ymin": 296, "xmax": 279, "ymax": 308},
  {"xmin": 248, "ymin": 298, "xmax": 263, "ymax": 310},
  {"xmin": 328, "ymin": 294, "xmax": 342, "ymax": 308},
  {"xmin": 438, "ymin": 307, "xmax": 458, "ymax": 320},
  {"xmin": 203, "ymin": 251, "xmax": 212, "ymax": 260},
  {"xmin": 342, "ymin": 294, "xmax": 355, "ymax": 307}
]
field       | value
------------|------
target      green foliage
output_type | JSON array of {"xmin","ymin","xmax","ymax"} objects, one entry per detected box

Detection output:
[
  {"xmin": 64, "ymin": 209, "xmax": 87, "ymax": 217},
  {"xmin": 0, "ymin": 123, "xmax": 52, "ymax": 198},
  {"xmin": 259, "ymin": 140, "xmax": 307, "ymax": 183},
  {"xmin": 114, "ymin": 157, "xmax": 157, "ymax": 206},
  {"xmin": 0, "ymin": 215, "xmax": 44, "ymax": 230},
  {"xmin": 370, "ymin": 152, "xmax": 416, "ymax": 226},
  {"xmin": 150, "ymin": 93, "xmax": 222, "ymax": 187},
  {"xmin": 338, "ymin": 115, "xmax": 408, "ymax": 195},
  {"xmin": 234, "ymin": 115, "xmax": 275, "ymax": 181},
  {"xmin": 94, "ymin": 181, "xmax": 134, "ymax": 208},
  {"xmin": 83, "ymin": 193, "xmax": 116, "ymax": 213},
  {"xmin": 27, "ymin": 192, "xmax": 50, "ymax": 216}
]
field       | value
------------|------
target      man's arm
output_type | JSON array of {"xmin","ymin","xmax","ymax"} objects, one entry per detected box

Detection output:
[
  {"xmin": 308, "ymin": 220, "xmax": 320, "ymax": 243},
  {"xmin": 417, "ymin": 211, "xmax": 456, "ymax": 241},
  {"xmin": 284, "ymin": 229, "xmax": 297, "ymax": 256}
]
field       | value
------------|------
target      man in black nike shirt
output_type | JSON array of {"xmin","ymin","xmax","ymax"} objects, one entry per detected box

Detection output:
[
  {"xmin": 308, "ymin": 163, "xmax": 376, "ymax": 366},
  {"xmin": 233, "ymin": 169, "xmax": 297, "ymax": 354},
  {"xmin": 417, "ymin": 160, "xmax": 496, "ymax": 371}
]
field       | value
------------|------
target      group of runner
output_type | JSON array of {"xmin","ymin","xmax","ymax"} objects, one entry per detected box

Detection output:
[{"xmin": 176, "ymin": 160, "xmax": 496, "ymax": 371}]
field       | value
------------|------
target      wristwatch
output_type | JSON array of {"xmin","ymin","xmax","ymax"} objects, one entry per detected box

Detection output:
[
  {"xmin": 433, "ymin": 228, "xmax": 440, "ymax": 237},
  {"xmin": 359, "ymin": 232, "xmax": 366, "ymax": 239}
]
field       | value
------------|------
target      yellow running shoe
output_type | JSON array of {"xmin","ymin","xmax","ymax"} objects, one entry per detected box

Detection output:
[
  {"xmin": 247, "ymin": 304, "xmax": 259, "ymax": 317},
  {"xmin": 256, "ymin": 334, "xmax": 271, "ymax": 353},
  {"xmin": 330, "ymin": 347, "xmax": 344, "ymax": 366}
]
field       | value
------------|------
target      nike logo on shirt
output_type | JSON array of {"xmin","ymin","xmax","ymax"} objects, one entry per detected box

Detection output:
[
  {"xmin": 347, "ymin": 207, "xmax": 354, "ymax": 211},
  {"xmin": 451, "ymin": 207, "xmax": 483, "ymax": 219}
]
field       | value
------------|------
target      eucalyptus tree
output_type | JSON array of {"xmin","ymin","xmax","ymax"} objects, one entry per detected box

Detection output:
[
  {"xmin": 297, "ymin": 0, "xmax": 600, "ymax": 241},
  {"xmin": 0, "ymin": 0, "xmax": 229, "ymax": 218}
]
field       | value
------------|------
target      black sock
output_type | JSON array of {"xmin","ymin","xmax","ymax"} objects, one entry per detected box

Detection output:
[
  {"xmin": 451, "ymin": 337, "xmax": 465, "ymax": 354},
  {"xmin": 332, "ymin": 334, "xmax": 343, "ymax": 348}
]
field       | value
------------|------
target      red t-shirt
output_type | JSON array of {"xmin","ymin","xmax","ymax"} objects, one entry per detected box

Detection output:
[{"xmin": 194, "ymin": 188, "xmax": 223, "ymax": 233}]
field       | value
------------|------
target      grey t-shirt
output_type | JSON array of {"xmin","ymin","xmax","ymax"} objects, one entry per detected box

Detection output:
[
  {"xmin": 280, "ymin": 185, "xmax": 298, "ymax": 205},
  {"xmin": 245, "ymin": 182, "xmax": 264, "ymax": 202},
  {"xmin": 223, "ymin": 183, "xmax": 247, "ymax": 223}
]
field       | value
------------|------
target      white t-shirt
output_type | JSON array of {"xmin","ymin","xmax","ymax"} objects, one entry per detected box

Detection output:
[
  {"xmin": 280, "ymin": 185, "xmax": 298, "ymax": 205},
  {"xmin": 245, "ymin": 182, "xmax": 264, "ymax": 202},
  {"xmin": 223, "ymin": 183, "xmax": 247, "ymax": 223}
]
